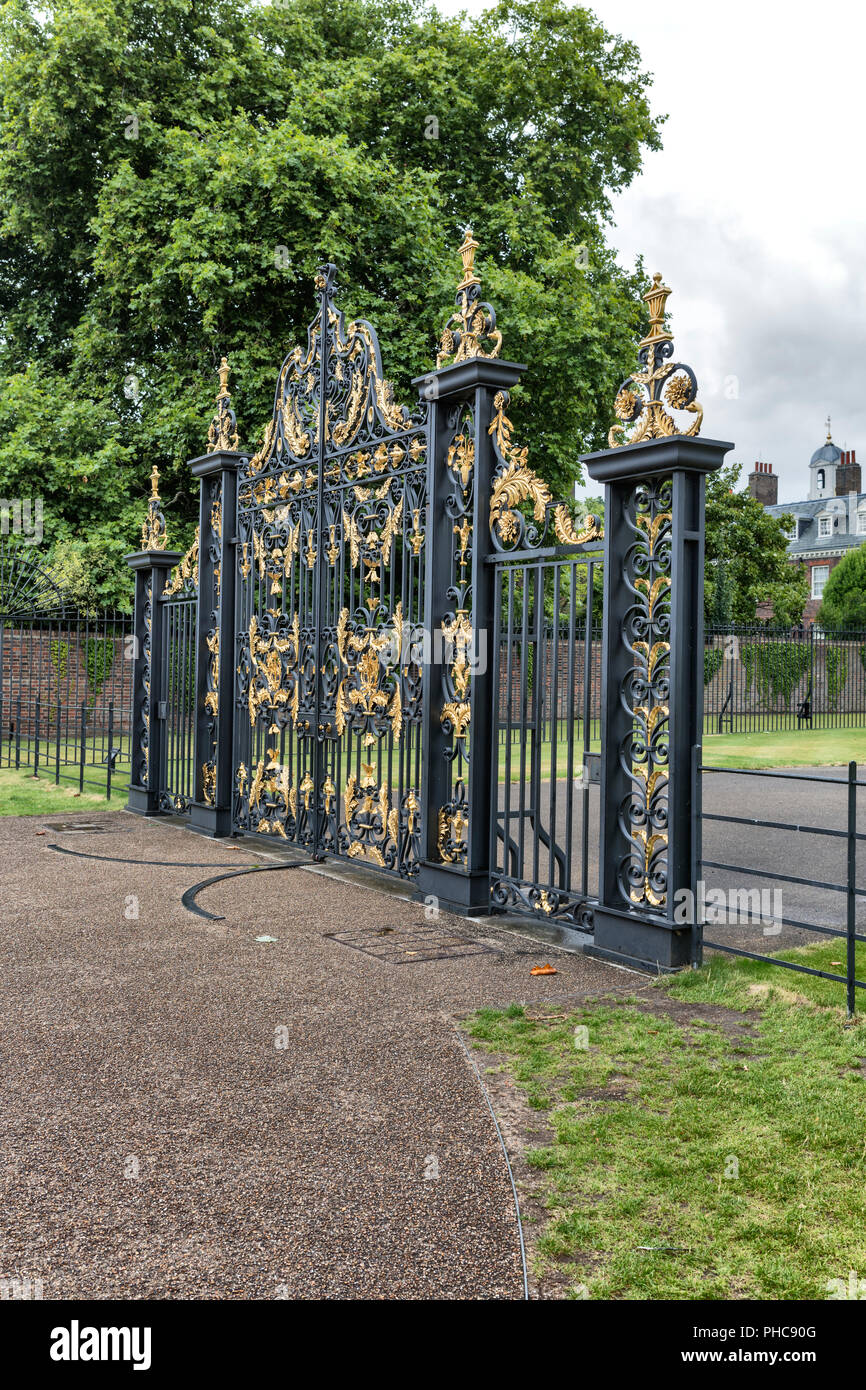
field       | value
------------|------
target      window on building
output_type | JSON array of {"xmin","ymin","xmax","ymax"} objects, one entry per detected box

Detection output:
[
  {"xmin": 818, "ymin": 515, "xmax": 832, "ymax": 537},
  {"xmin": 817, "ymin": 469, "xmax": 826, "ymax": 491},
  {"xmin": 786, "ymin": 518, "xmax": 798, "ymax": 541},
  {"xmin": 812, "ymin": 565, "xmax": 830, "ymax": 599},
  {"xmin": 858, "ymin": 510, "xmax": 866, "ymax": 535}
]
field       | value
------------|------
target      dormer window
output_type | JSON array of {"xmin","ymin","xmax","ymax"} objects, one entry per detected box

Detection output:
[{"xmin": 818, "ymin": 514, "xmax": 832, "ymax": 537}]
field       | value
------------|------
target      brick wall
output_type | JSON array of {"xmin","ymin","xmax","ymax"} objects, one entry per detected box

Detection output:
[{"xmin": 1, "ymin": 629, "xmax": 133, "ymax": 738}]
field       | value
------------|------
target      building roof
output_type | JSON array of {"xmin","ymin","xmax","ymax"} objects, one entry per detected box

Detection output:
[
  {"xmin": 766, "ymin": 494, "xmax": 866, "ymax": 558},
  {"xmin": 810, "ymin": 439, "xmax": 842, "ymax": 467}
]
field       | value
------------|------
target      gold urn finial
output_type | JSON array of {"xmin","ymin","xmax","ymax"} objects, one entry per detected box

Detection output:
[
  {"xmin": 436, "ymin": 228, "xmax": 503, "ymax": 370},
  {"xmin": 217, "ymin": 355, "xmax": 231, "ymax": 400},
  {"xmin": 826, "ymin": 414, "xmax": 832, "ymax": 442},
  {"xmin": 207, "ymin": 354, "xmax": 240, "ymax": 453},
  {"xmin": 457, "ymin": 226, "xmax": 481, "ymax": 292},
  {"xmin": 639, "ymin": 272, "xmax": 673, "ymax": 348},
  {"xmin": 608, "ymin": 271, "xmax": 703, "ymax": 448},
  {"xmin": 141, "ymin": 465, "xmax": 167, "ymax": 550}
]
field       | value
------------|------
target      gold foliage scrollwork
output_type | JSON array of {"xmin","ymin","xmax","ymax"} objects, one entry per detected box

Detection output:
[
  {"xmin": 488, "ymin": 394, "xmax": 603, "ymax": 548},
  {"xmin": 164, "ymin": 527, "xmax": 199, "ymax": 597},
  {"xmin": 335, "ymin": 605, "xmax": 403, "ymax": 745},
  {"xmin": 246, "ymin": 613, "xmax": 300, "ymax": 728}
]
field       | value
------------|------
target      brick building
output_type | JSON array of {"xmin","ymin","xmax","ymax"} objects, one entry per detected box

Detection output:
[{"xmin": 749, "ymin": 425, "xmax": 864, "ymax": 624}]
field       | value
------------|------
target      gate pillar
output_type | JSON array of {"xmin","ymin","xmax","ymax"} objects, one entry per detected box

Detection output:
[
  {"xmin": 125, "ymin": 468, "xmax": 181, "ymax": 814},
  {"xmin": 413, "ymin": 231, "xmax": 526, "ymax": 914},
  {"xmin": 189, "ymin": 360, "xmax": 245, "ymax": 837},
  {"xmin": 582, "ymin": 274, "xmax": 733, "ymax": 970}
]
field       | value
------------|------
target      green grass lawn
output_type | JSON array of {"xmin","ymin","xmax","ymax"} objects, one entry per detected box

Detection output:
[
  {"xmin": 701, "ymin": 726, "xmax": 866, "ymax": 769},
  {"xmin": 0, "ymin": 765, "xmax": 129, "ymax": 816},
  {"xmin": 465, "ymin": 940, "xmax": 866, "ymax": 1300},
  {"xmin": 496, "ymin": 725, "xmax": 866, "ymax": 779}
]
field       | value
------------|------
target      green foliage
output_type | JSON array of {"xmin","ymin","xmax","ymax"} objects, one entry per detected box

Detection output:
[
  {"xmin": 817, "ymin": 547, "xmax": 866, "ymax": 630},
  {"xmin": 705, "ymin": 465, "xmax": 808, "ymax": 626},
  {"xmin": 703, "ymin": 647, "xmax": 724, "ymax": 687},
  {"xmin": 84, "ymin": 636, "xmax": 114, "ymax": 697},
  {"xmin": 824, "ymin": 647, "xmax": 848, "ymax": 712},
  {"xmin": 742, "ymin": 641, "xmax": 811, "ymax": 708},
  {"xmin": 49, "ymin": 639, "xmax": 69, "ymax": 683},
  {"xmin": 0, "ymin": 0, "xmax": 662, "ymax": 604}
]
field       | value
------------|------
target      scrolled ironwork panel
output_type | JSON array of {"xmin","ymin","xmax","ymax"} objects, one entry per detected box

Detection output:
[
  {"xmin": 233, "ymin": 266, "xmax": 428, "ymax": 877},
  {"xmin": 617, "ymin": 476, "xmax": 672, "ymax": 908}
]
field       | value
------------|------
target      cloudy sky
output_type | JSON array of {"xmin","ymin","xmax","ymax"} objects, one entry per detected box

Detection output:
[{"xmin": 439, "ymin": 0, "xmax": 865, "ymax": 502}]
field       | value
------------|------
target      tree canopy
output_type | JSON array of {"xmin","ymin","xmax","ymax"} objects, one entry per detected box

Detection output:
[
  {"xmin": 705, "ymin": 465, "xmax": 808, "ymax": 628},
  {"xmin": 0, "ymin": 0, "xmax": 663, "ymax": 606},
  {"xmin": 817, "ymin": 547, "xmax": 866, "ymax": 631}
]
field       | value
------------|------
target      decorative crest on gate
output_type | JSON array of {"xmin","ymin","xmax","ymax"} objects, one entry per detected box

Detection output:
[
  {"xmin": 608, "ymin": 273, "xmax": 703, "ymax": 447},
  {"xmin": 206, "ymin": 356, "xmax": 240, "ymax": 453},
  {"xmin": 140, "ymin": 466, "xmax": 167, "ymax": 550},
  {"xmin": 436, "ymin": 227, "xmax": 503, "ymax": 368}
]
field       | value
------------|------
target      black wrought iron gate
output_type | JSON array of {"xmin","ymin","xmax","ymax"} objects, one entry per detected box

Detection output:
[
  {"xmin": 128, "ymin": 240, "xmax": 731, "ymax": 974},
  {"xmin": 232, "ymin": 265, "xmax": 428, "ymax": 873}
]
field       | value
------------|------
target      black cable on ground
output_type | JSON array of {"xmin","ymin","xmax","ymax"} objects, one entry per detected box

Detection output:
[
  {"xmin": 453, "ymin": 1025, "xmax": 530, "ymax": 1302},
  {"xmin": 180, "ymin": 860, "xmax": 311, "ymax": 921},
  {"xmin": 46, "ymin": 844, "xmax": 265, "ymax": 870}
]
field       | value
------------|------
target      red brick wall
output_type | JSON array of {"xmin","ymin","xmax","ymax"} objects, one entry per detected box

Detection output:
[{"xmin": 1, "ymin": 629, "xmax": 133, "ymax": 737}]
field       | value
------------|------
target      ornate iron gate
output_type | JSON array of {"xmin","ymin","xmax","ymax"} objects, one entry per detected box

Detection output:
[
  {"xmin": 232, "ymin": 265, "xmax": 428, "ymax": 873},
  {"xmin": 127, "ymin": 242, "xmax": 732, "ymax": 974},
  {"xmin": 157, "ymin": 546, "xmax": 198, "ymax": 815}
]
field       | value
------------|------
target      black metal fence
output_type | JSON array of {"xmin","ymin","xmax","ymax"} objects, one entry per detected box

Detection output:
[
  {"xmin": 705, "ymin": 625, "xmax": 866, "ymax": 734},
  {"xmin": 0, "ymin": 611, "xmax": 134, "ymax": 800},
  {"xmin": 695, "ymin": 750, "xmax": 865, "ymax": 1015}
]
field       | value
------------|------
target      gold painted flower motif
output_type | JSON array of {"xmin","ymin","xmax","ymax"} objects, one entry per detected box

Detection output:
[
  {"xmin": 614, "ymin": 387, "xmax": 642, "ymax": 420},
  {"xmin": 664, "ymin": 373, "xmax": 693, "ymax": 411}
]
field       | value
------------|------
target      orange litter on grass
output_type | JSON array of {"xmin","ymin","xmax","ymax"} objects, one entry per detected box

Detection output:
[{"xmin": 530, "ymin": 963, "xmax": 558, "ymax": 976}]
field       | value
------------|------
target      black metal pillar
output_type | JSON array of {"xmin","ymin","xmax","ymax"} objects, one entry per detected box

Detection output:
[
  {"xmin": 582, "ymin": 434, "xmax": 732, "ymax": 970},
  {"xmin": 125, "ymin": 548, "xmax": 182, "ymax": 815},
  {"xmin": 188, "ymin": 450, "xmax": 243, "ymax": 836},
  {"xmin": 413, "ymin": 356, "xmax": 525, "ymax": 915}
]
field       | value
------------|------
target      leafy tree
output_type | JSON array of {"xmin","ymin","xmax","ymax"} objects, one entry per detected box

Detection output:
[
  {"xmin": 0, "ymin": 0, "xmax": 663, "ymax": 606},
  {"xmin": 817, "ymin": 547, "xmax": 866, "ymax": 630},
  {"xmin": 705, "ymin": 464, "xmax": 808, "ymax": 627}
]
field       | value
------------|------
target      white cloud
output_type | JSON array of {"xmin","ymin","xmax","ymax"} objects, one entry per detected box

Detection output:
[{"xmin": 436, "ymin": 0, "xmax": 866, "ymax": 500}]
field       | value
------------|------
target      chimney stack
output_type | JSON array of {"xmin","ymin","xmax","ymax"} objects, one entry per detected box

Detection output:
[
  {"xmin": 836, "ymin": 448, "xmax": 861, "ymax": 496},
  {"xmin": 748, "ymin": 460, "xmax": 778, "ymax": 506}
]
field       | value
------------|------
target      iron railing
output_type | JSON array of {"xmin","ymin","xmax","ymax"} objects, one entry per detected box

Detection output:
[
  {"xmin": 0, "ymin": 611, "xmax": 134, "ymax": 799},
  {"xmin": 704, "ymin": 624, "xmax": 866, "ymax": 734},
  {"xmin": 695, "ymin": 749, "xmax": 865, "ymax": 1015}
]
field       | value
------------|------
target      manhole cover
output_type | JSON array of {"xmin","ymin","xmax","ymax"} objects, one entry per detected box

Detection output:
[
  {"xmin": 324, "ymin": 924, "xmax": 501, "ymax": 964},
  {"xmin": 43, "ymin": 823, "xmax": 129, "ymax": 834}
]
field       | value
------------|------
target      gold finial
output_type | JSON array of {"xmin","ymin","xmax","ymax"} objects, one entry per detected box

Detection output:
[
  {"xmin": 609, "ymin": 271, "xmax": 702, "ymax": 448},
  {"xmin": 436, "ymin": 228, "xmax": 503, "ymax": 370},
  {"xmin": 457, "ymin": 226, "xmax": 481, "ymax": 292},
  {"xmin": 826, "ymin": 414, "xmax": 832, "ymax": 442},
  {"xmin": 206, "ymin": 355, "xmax": 240, "ymax": 453},
  {"xmin": 217, "ymin": 356, "xmax": 231, "ymax": 400},
  {"xmin": 639, "ymin": 272, "xmax": 673, "ymax": 348},
  {"xmin": 141, "ymin": 465, "xmax": 167, "ymax": 550}
]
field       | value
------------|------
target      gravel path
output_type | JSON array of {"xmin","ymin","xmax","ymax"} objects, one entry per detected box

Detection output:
[{"xmin": 0, "ymin": 810, "xmax": 633, "ymax": 1300}]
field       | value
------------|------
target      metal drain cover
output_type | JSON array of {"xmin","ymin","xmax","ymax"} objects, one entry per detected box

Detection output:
[{"xmin": 324, "ymin": 924, "xmax": 501, "ymax": 964}]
